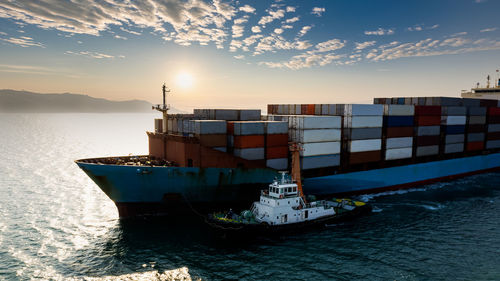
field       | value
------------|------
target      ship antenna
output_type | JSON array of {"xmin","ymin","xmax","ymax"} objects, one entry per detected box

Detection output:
[{"xmin": 487, "ymin": 75, "xmax": 490, "ymax": 88}]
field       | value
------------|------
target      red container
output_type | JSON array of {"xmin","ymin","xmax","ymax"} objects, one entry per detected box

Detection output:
[
  {"xmin": 467, "ymin": 141, "xmax": 484, "ymax": 151},
  {"xmin": 227, "ymin": 122, "xmax": 235, "ymax": 135},
  {"xmin": 266, "ymin": 134, "xmax": 288, "ymax": 147},
  {"xmin": 266, "ymin": 146, "xmax": 288, "ymax": 159},
  {"xmin": 488, "ymin": 107, "xmax": 500, "ymax": 116},
  {"xmin": 489, "ymin": 116, "xmax": 500, "ymax": 124},
  {"xmin": 417, "ymin": 135, "xmax": 440, "ymax": 146},
  {"xmin": 267, "ymin": 105, "xmax": 274, "ymax": 114},
  {"xmin": 487, "ymin": 132, "xmax": 500, "ymax": 141},
  {"xmin": 480, "ymin": 99, "xmax": 498, "ymax": 107},
  {"xmin": 234, "ymin": 135, "xmax": 265, "ymax": 148},
  {"xmin": 386, "ymin": 127, "xmax": 414, "ymax": 138},
  {"xmin": 348, "ymin": 151, "xmax": 381, "ymax": 164},
  {"xmin": 468, "ymin": 124, "xmax": 486, "ymax": 133},
  {"xmin": 415, "ymin": 115, "xmax": 441, "ymax": 126},
  {"xmin": 415, "ymin": 106, "xmax": 441, "ymax": 116}
]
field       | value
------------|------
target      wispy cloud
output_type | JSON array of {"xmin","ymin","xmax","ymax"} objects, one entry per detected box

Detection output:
[
  {"xmin": 64, "ymin": 50, "xmax": 121, "ymax": 59},
  {"xmin": 286, "ymin": 17, "xmax": 300, "ymax": 24},
  {"xmin": 258, "ymin": 8, "xmax": 285, "ymax": 26},
  {"xmin": 297, "ymin": 26, "xmax": 312, "ymax": 38},
  {"xmin": 120, "ymin": 27, "xmax": 141, "ymax": 36},
  {"xmin": 114, "ymin": 35, "xmax": 127, "ymax": 40},
  {"xmin": 311, "ymin": 7, "xmax": 325, "ymax": 17},
  {"xmin": 407, "ymin": 24, "xmax": 439, "ymax": 32},
  {"xmin": 0, "ymin": 64, "xmax": 80, "ymax": 77},
  {"xmin": 365, "ymin": 28, "xmax": 395, "ymax": 36},
  {"xmin": 480, "ymin": 27, "xmax": 497, "ymax": 32},
  {"xmin": 355, "ymin": 41, "xmax": 376, "ymax": 50},
  {"xmin": 251, "ymin": 26, "xmax": 261, "ymax": 33},
  {"xmin": 0, "ymin": 36, "xmax": 44, "ymax": 47},
  {"xmin": 233, "ymin": 55, "xmax": 245, "ymax": 60},
  {"xmin": 286, "ymin": 6, "xmax": 296, "ymax": 13},
  {"xmin": 0, "ymin": 31, "xmax": 7, "ymax": 36}
]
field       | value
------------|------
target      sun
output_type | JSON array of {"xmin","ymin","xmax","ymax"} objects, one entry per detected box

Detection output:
[{"xmin": 176, "ymin": 71, "xmax": 194, "ymax": 89}]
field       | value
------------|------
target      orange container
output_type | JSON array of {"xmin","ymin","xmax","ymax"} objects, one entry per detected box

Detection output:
[
  {"xmin": 415, "ymin": 116, "xmax": 440, "ymax": 126},
  {"xmin": 234, "ymin": 135, "xmax": 265, "ymax": 148},
  {"xmin": 467, "ymin": 141, "xmax": 484, "ymax": 151},
  {"xmin": 488, "ymin": 107, "xmax": 500, "ymax": 116},
  {"xmin": 266, "ymin": 134, "xmax": 288, "ymax": 147},
  {"xmin": 266, "ymin": 146, "xmax": 288, "ymax": 159}
]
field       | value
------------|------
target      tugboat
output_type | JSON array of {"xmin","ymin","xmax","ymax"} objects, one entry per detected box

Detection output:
[{"xmin": 207, "ymin": 144, "xmax": 371, "ymax": 234}]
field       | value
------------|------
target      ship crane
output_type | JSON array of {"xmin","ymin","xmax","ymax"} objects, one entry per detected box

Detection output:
[{"xmin": 289, "ymin": 142, "xmax": 306, "ymax": 203}]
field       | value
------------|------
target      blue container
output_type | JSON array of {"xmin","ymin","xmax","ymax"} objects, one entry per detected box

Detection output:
[
  {"xmin": 445, "ymin": 125, "xmax": 465, "ymax": 134},
  {"xmin": 384, "ymin": 116, "xmax": 414, "ymax": 127},
  {"xmin": 397, "ymin": 98, "xmax": 405, "ymax": 105}
]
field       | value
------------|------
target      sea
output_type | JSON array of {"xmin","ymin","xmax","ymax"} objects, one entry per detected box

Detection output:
[{"xmin": 1, "ymin": 113, "xmax": 500, "ymax": 281}]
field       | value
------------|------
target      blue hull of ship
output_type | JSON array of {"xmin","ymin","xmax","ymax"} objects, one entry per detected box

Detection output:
[{"xmin": 76, "ymin": 153, "xmax": 500, "ymax": 216}]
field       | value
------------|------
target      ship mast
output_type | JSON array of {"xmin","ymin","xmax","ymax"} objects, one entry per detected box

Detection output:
[{"xmin": 153, "ymin": 83, "xmax": 171, "ymax": 133}]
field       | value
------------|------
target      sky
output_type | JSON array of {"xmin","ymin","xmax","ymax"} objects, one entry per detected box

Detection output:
[{"xmin": 0, "ymin": 0, "xmax": 500, "ymax": 111}]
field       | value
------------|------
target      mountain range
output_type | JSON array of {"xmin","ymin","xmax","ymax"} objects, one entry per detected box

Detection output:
[{"xmin": 0, "ymin": 89, "xmax": 165, "ymax": 113}]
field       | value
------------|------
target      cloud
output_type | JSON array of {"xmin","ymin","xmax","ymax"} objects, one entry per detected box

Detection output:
[
  {"xmin": 114, "ymin": 35, "xmax": 127, "ymax": 40},
  {"xmin": 229, "ymin": 39, "xmax": 243, "ymax": 52},
  {"xmin": 355, "ymin": 41, "xmax": 376, "ymax": 50},
  {"xmin": 0, "ymin": 31, "xmax": 7, "ymax": 36},
  {"xmin": 480, "ymin": 27, "xmax": 497, "ymax": 32},
  {"xmin": 120, "ymin": 27, "xmax": 141, "ymax": 36},
  {"xmin": 286, "ymin": 6, "xmax": 296, "ymax": 13},
  {"xmin": 232, "ymin": 25, "xmax": 244, "ymax": 38},
  {"xmin": 64, "ymin": 50, "xmax": 119, "ymax": 59},
  {"xmin": 0, "ymin": 36, "xmax": 44, "ymax": 48},
  {"xmin": 449, "ymin": 32, "xmax": 467, "ymax": 37},
  {"xmin": 365, "ymin": 28, "xmax": 395, "ymax": 35},
  {"xmin": 0, "ymin": 64, "xmax": 81, "ymax": 77},
  {"xmin": 286, "ymin": 17, "xmax": 300, "ymax": 24},
  {"xmin": 274, "ymin": 28, "xmax": 284, "ymax": 34},
  {"xmin": 297, "ymin": 26, "xmax": 312, "ymax": 38},
  {"xmin": 242, "ymin": 34, "xmax": 262, "ymax": 46},
  {"xmin": 258, "ymin": 9, "xmax": 285, "ymax": 26},
  {"xmin": 251, "ymin": 26, "xmax": 261, "ymax": 33},
  {"xmin": 234, "ymin": 17, "xmax": 248, "ymax": 25},
  {"xmin": 234, "ymin": 55, "xmax": 245, "ymax": 59},
  {"xmin": 311, "ymin": 7, "xmax": 325, "ymax": 17},
  {"xmin": 239, "ymin": 4, "xmax": 255, "ymax": 13},
  {"xmin": 0, "ymin": 0, "xmax": 237, "ymax": 48}
]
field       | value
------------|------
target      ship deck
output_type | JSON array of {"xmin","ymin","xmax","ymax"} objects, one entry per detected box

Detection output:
[{"xmin": 75, "ymin": 155, "xmax": 175, "ymax": 167}]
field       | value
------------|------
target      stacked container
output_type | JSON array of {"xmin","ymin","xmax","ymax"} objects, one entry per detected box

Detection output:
[
  {"xmin": 228, "ymin": 121, "xmax": 266, "ymax": 160},
  {"xmin": 341, "ymin": 104, "xmax": 384, "ymax": 164},
  {"xmin": 194, "ymin": 109, "xmax": 261, "ymax": 121},
  {"xmin": 194, "ymin": 120, "xmax": 227, "ymax": 152},
  {"xmin": 441, "ymin": 106, "xmax": 466, "ymax": 154},
  {"xmin": 265, "ymin": 121, "xmax": 289, "ymax": 170},
  {"xmin": 383, "ymin": 105, "xmax": 414, "ymax": 160},
  {"xmin": 466, "ymin": 107, "xmax": 487, "ymax": 151},
  {"xmin": 289, "ymin": 115, "xmax": 342, "ymax": 170},
  {"xmin": 154, "ymin": 118, "xmax": 163, "ymax": 133},
  {"xmin": 414, "ymin": 105, "xmax": 441, "ymax": 157},
  {"xmin": 486, "ymin": 107, "xmax": 500, "ymax": 149}
]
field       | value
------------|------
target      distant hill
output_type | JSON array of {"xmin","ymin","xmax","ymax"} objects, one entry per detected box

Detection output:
[{"xmin": 0, "ymin": 89, "xmax": 168, "ymax": 113}]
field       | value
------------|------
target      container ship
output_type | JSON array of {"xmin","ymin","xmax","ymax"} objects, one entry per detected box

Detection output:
[{"xmin": 76, "ymin": 79, "xmax": 500, "ymax": 217}]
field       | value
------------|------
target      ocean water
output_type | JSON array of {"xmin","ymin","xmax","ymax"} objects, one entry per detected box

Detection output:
[{"xmin": 1, "ymin": 113, "xmax": 500, "ymax": 281}]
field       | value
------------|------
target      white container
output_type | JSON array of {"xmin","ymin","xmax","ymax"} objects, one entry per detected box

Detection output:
[
  {"xmin": 277, "ymin": 105, "xmax": 285, "ymax": 115},
  {"xmin": 344, "ymin": 116, "xmax": 383, "ymax": 128},
  {"xmin": 444, "ymin": 143, "xmax": 464, "ymax": 154},
  {"xmin": 233, "ymin": 121, "xmax": 265, "ymax": 135},
  {"xmin": 292, "ymin": 115, "xmax": 341, "ymax": 129},
  {"xmin": 234, "ymin": 148, "xmax": 265, "ymax": 160},
  {"xmin": 266, "ymin": 158, "xmax": 288, "ymax": 170},
  {"xmin": 328, "ymin": 104, "xmax": 337, "ymax": 115},
  {"xmin": 386, "ymin": 137, "xmax": 413, "ymax": 149},
  {"xmin": 416, "ymin": 145, "xmax": 439, "ymax": 156},
  {"xmin": 321, "ymin": 104, "xmax": 329, "ymax": 115},
  {"xmin": 383, "ymin": 105, "xmax": 415, "ymax": 116},
  {"xmin": 441, "ymin": 115, "xmax": 466, "ymax": 125},
  {"xmin": 265, "ymin": 121, "xmax": 288, "ymax": 134},
  {"xmin": 340, "ymin": 104, "xmax": 384, "ymax": 116},
  {"xmin": 291, "ymin": 129, "xmax": 341, "ymax": 143},
  {"xmin": 348, "ymin": 139, "xmax": 382, "ymax": 152},
  {"xmin": 301, "ymin": 141, "xmax": 341, "ymax": 157},
  {"xmin": 314, "ymin": 104, "xmax": 321, "ymax": 115},
  {"xmin": 194, "ymin": 120, "xmax": 227, "ymax": 135},
  {"xmin": 385, "ymin": 147, "xmax": 412, "ymax": 160}
]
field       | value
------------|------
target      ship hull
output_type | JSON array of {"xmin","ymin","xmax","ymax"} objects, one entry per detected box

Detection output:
[{"xmin": 76, "ymin": 152, "xmax": 500, "ymax": 217}]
